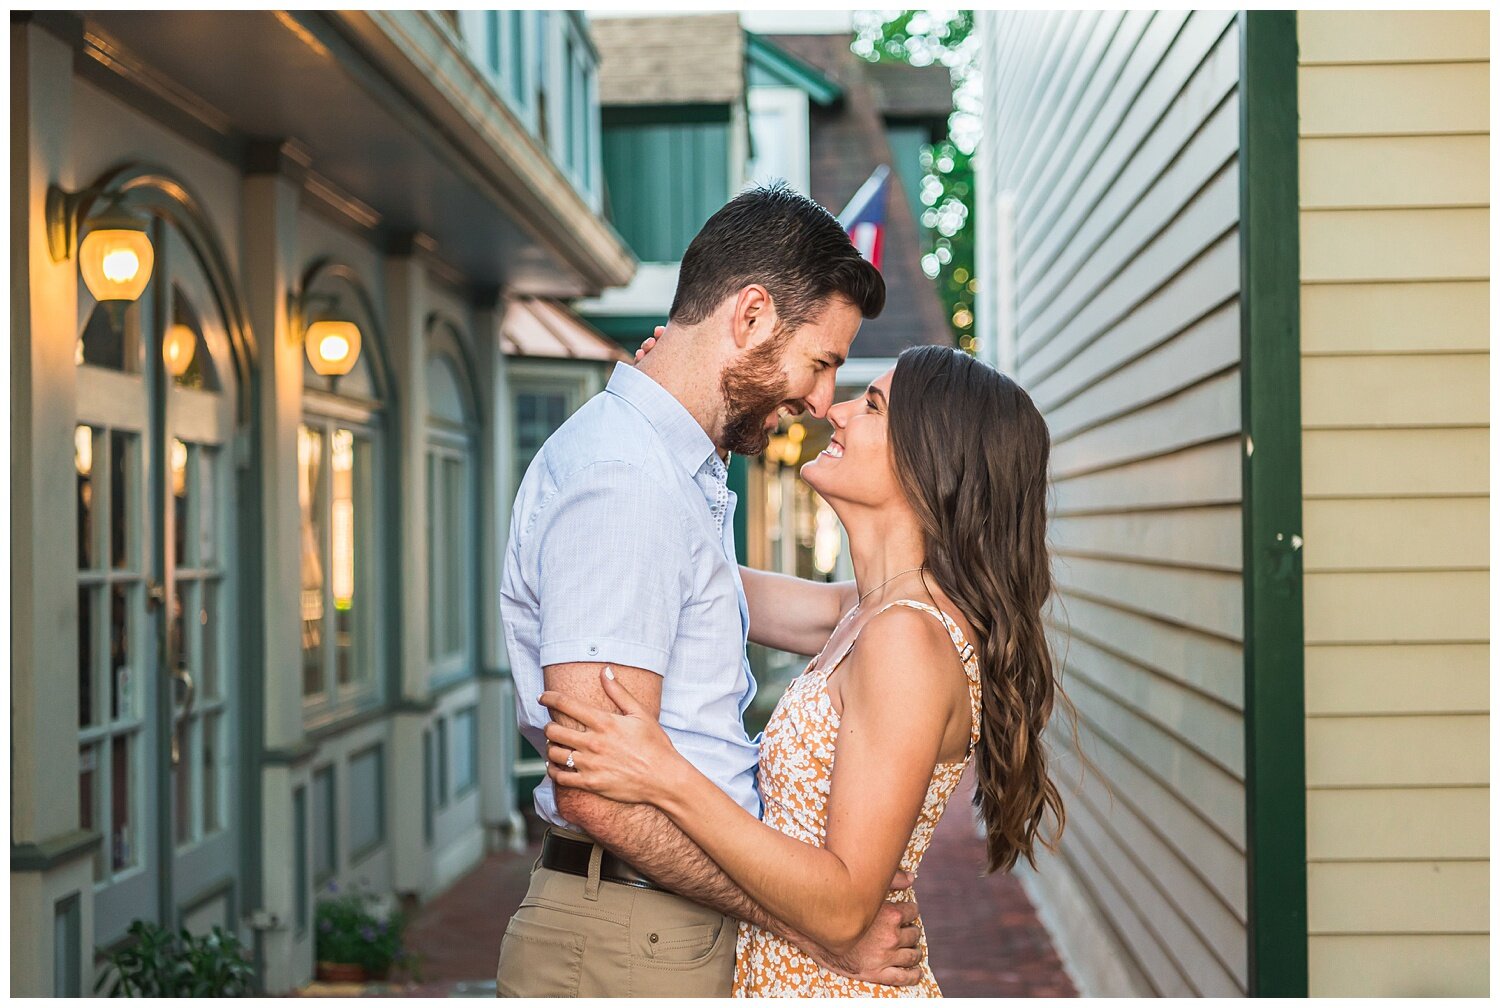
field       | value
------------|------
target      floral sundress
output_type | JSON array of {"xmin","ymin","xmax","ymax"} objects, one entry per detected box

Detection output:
[{"xmin": 732, "ymin": 599, "xmax": 982, "ymax": 997}]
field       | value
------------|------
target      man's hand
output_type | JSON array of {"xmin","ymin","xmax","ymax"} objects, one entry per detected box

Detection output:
[{"xmin": 808, "ymin": 875, "xmax": 924, "ymax": 987}]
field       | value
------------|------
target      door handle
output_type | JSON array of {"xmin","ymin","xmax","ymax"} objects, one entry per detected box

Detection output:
[{"xmin": 170, "ymin": 664, "xmax": 195, "ymax": 766}]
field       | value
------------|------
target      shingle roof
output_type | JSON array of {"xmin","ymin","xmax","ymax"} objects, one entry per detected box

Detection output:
[{"xmin": 591, "ymin": 14, "xmax": 745, "ymax": 106}]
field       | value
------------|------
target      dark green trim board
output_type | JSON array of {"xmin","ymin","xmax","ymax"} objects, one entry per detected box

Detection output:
[
  {"xmin": 1238, "ymin": 11, "xmax": 1307, "ymax": 997},
  {"xmin": 601, "ymin": 103, "xmax": 732, "ymax": 127},
  {"xmin": 745, "ymin": 32, "xmax": 844, "ymax": 106},
  {"xmin": 728, "ymin": 454, "xmax": 749, "ymax": 565}
]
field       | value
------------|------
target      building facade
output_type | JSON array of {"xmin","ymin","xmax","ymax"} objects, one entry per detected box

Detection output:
[
  {"xmin": 10, "ymin": 10, "xmax": 632, "ymax": 995},
  {"xmin": 973, "ymin": 9, "xmax": 1488, "ymax": 996}
]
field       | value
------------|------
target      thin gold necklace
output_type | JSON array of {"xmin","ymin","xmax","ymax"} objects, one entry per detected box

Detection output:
[{"xmin": 856, "ymin": 565, "xmax": 927, "ymax": 607}]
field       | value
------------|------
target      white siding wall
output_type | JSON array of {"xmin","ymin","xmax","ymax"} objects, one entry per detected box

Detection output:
[
  {"xmin": 976, "ymin": 11, "xmax": 1247, "ymax": 995},
  {"xmin": 1296, "ymin": 10, "xmax": 1490, "ymax": 996}
]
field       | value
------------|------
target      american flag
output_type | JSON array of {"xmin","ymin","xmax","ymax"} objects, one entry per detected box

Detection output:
[{"xmin": 836, "ymin": 164, "xmax": 893, "ymax": 272}]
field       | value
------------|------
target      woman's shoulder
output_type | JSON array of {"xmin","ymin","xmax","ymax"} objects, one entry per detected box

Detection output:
[{"xmin": 844, "ymin": 601, "xmax": 968, "ymax": 694}]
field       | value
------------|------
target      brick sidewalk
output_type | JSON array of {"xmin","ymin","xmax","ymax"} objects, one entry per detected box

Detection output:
[{"xmin": 300, "ymin": 767, "xmax": 1076, "ymax": 997}]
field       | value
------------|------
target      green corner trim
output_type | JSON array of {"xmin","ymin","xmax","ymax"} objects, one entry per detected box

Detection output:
[
  {"xmin": 746, "ymin": 32, "xmax": 844, "ymax": 106},
  {"xmin": 1239, "ymin": 11, "xmax": 1308, "ymax": 997},
  {"xmin": 11, "ymin": 829, "xmax": 102, "ymax": 872},
  {"xmin": 602, "ymin": 103, "xmax": 731, "ymax": 127}
]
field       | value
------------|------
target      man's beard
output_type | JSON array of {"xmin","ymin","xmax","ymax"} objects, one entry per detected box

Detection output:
[{"xmin": 719, "ymin": 333, "xmax": 794, "ymax": 457}]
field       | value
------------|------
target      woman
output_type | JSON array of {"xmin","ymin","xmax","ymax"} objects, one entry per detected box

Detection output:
[{"xmin": 539, "ymin": 344, "xmax": 1070, "ymax": 996}]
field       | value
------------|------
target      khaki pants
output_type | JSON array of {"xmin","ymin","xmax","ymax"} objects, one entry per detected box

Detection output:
[{"xmin": 496, "ymin": 832, "xmax": 736, "ymax": 998}]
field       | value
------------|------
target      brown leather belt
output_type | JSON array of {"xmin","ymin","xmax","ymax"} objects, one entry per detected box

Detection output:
[{"xmin": 540, "ymin": 829, "xmax": 669, "ymax": 894}]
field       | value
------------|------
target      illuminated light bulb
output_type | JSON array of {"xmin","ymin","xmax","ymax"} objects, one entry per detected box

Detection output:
[
  {"xmin": 79, "ymin": 228, "xmax": 154, "ymax": 302},
  {"xmin": 163, "ymin": 323, "xmax": 197, "ymax": 377},
  {"xmin": 305, "ymin": 320, "xmax": 362, "ymax": 376}
]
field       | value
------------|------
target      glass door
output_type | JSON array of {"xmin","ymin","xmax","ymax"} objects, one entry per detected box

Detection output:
[{"xmin": 76, "ymin": 220, "xmax": 243, "ymax": 953}]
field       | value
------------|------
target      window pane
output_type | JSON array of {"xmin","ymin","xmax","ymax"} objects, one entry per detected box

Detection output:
[
  {"xmin": 79, "ymin": 744, "xmax": 102, "ymax": 881},
  {"xmin": 331, "ymin": 429, "xmax": 356, "ymax": 690},
  {"xmin": 110, "ymin": 733, "xmax": 137, "ymax": 872},
  {"xmin": 426, "ymin": 451, "xmax": 439, "ymax": 661},
  {"xmin": 444, "ymin": 456, "xmax": 465, "ymax": 657},
  {"xmin": 170, "ymin": 439, "xmax": 189, "ymax": 570},
  {"xmin": 299, "ymin": 426, "xmax": 325, "ymax": 699},
  {"xmin": 167, "ymin": 287, "xmax": 220, "ymax": 392},
  {"xmin": 349, "ymin": 746, "xmax": 384, "ymax": 854},
  {"xmin": 508, "ymin": 10, "xmax": 525, "ymax": 99},
  {"xmin": 436, "ymin": 717, "xmax": 449, "ymax": 808},
  {"xmin": 453, "ymin": 707, "xmax": 477, "ymax": 794},
  {"xmin": 198, "ymin": 446, "xmax": 219, "ymax": 566},
  {"xmin": 201, "ymin": 580, "xmax": 219, "ymax": 702},
  {"xmin": 515, "ymin": 391, "xmax": 568, "ymax": 487},
  {"xmin": 110, "ymin": 431, "xmax": 135, "ymax": 571},
  {"xmin": 77, "ymin": 300, "xmax": 142, "ymax": 374},
  {"xmin": 202, "ymin": 710, "xmax": 221, "ymax": 834},
  {"xmin": 486, "ymin": 10, "xmax": 500, "ymax": 74},
  {"xmin": 76, "ymin": 426, "xmax": 97, "ymax": 569},
  {"xmin": 312, "ymin": 766, "xmax": 336, "ymax": 882},
  {"xmin": 110, "ymin": 584, "xmax": 134, "ymax": 722},
  {"xmin": 173, "ymin": 733, "xmax": 191, "ymax": 847},
  {"xmin": 78, "ymin": 587, "xmax": 95, "ymax": 728}
]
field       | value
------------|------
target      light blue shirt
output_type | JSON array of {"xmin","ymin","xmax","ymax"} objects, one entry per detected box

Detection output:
[{"xmin": 500, "ymin": 362, "xmax": 762, "ymax": 829}]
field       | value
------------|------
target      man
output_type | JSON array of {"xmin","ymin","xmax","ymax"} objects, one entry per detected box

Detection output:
[{"xmin": 496, "ymin": 184, "xmax": 922, "ymax": 997}]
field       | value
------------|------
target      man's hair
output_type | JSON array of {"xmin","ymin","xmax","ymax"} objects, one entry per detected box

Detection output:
[{"xmin": 669, "ymin": 182, "xmax": 886, "ymax": 333}]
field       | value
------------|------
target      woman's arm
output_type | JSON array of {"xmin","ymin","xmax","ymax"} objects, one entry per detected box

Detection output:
[
  {"xmin": 541, "ymin": 607, "xmax": 958, "ymax": 954},
  {"xmin": 740, "ymin": 565, "xmax": 857, "ymax": 656}
]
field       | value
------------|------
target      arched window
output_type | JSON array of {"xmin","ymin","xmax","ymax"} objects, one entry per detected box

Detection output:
[
  {"xmin": 297, "ymin": 264, "xmax": 389, "ymax": 721},
  {"xmin": 425, "ymin": 322, "xmax": 479, "ymax": 688}
]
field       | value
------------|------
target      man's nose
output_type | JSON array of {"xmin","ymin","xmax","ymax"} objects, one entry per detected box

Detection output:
[{"xmin": 804, "ymin": 375, "xmax": 836, "ymax": 419}]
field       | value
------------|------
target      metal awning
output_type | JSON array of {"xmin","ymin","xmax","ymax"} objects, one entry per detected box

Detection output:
[{"xmin": 501, "ymin": 297, "xmax": 630, "ymax": 363}]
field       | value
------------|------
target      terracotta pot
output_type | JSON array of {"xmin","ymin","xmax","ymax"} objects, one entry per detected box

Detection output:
[{"xmin": 316, "ymin": 961, "xmax": 368, "ymax": 983}]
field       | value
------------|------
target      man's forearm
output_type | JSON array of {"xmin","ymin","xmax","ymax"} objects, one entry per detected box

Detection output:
[{"xmin": 570, "ymin": 795, "xmax": 834, "ymax": 960}]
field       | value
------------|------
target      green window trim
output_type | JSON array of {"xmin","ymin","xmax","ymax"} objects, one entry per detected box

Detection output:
[{"xmin": 1238, "ymin": 11, "xmax": 1308, "ymax": 997}]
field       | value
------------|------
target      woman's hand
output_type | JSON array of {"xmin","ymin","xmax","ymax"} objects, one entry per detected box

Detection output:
[
  {"xmin": 632, "ymin": 325, "xmax": 665, "ymax": 364},
  {"xmin": 540, "ymin": 667, "xmax": 683, "ymax": 807}
]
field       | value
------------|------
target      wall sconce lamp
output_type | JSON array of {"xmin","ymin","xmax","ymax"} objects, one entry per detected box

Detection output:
[
  {"xmin": 304, "ymin": 319, "xmax": 362, "ymax": 376},
  {"xmin": 47, "ymin": 186, "xmax": 155, "ymax": 302}
]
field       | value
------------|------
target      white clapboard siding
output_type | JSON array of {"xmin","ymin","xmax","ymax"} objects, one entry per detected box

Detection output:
[
  {"xmin": 1308, "ymin": 935, "xmax": 1490, "ymax": 998},
  {"xmin": 1301, "ymin": 280, "xmax": 1489, "ymax": 355},
  {"xmin": 1304, "ymin": 643, "xmax": 1489, "ymax": 716},
  {"xmin": 1306, "ymin": 788, "xmax": 1489, "ymax": 861},
  {"xmin": 983, "ymin": 11, "xmax": 1248, "ymax": 993}
]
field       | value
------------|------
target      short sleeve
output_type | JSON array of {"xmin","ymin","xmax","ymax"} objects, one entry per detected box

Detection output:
[{"xmin": 530, "ymin": 461, "xmax": 690, "ymax": 675}]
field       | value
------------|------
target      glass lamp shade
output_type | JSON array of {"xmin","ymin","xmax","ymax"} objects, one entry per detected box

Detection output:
[
  {"xmin": 79, "ymin": 228, "xmax": 154, "ymax": 302},
  {"xmin": 162, "ymin": 323, "xmax": 197, "ymax": 377},
  {"xmin": 305, "ymin": 320, "xmax": 362, "ymax": 376}
]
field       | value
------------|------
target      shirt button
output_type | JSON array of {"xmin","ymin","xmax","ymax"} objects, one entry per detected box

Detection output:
[{"xmin": 588, "ymin": 645, "xmax": 598, "ymax": 656}]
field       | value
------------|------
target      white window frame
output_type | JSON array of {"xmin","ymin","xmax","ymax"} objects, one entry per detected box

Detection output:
[{"xmin": 299, "ymin": 391, "xmax": 386, "ymax": 727}]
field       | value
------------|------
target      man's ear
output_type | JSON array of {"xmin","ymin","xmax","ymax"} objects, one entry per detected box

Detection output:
[{"xmin": 730, "ymin": 284, "xmax": 776, "ymax": 351}]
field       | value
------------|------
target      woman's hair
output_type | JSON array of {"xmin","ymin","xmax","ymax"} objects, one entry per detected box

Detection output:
[{"xmin": 889, "ymin": 344, "xmax": 1075, "ymax": 874}]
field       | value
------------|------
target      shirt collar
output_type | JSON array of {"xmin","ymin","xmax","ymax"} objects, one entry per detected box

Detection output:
[{"xmin": 604, "ymin": 362, "xmax": 722, "ymax": 478}]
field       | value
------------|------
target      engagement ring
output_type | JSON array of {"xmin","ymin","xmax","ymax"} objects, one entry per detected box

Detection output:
[{"xmin": 565, "ymin": 751, "xmax": 575, "ymax": 770}]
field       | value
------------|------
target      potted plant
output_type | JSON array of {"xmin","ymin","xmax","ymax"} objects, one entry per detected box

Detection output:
[
  {"xmin": 313, "ymin": 881, "xmax": 416, "ymax": 983},
  {"xmin": 95, "ymin": 919, "xmax": 255, "ymax": 996}
]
